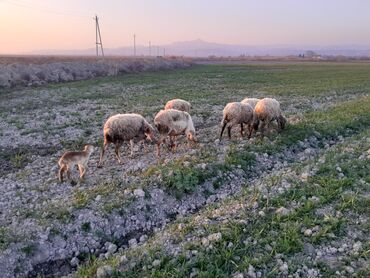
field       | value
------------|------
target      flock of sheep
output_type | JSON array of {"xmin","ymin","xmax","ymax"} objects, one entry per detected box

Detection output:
[{"xmin": 58, "ymin": 97, "xmax": 286, "ymax": 182}]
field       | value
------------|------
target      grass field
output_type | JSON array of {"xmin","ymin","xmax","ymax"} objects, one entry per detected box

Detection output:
[{"xmin": 0, "ymin": 62, "xmax": 369, "ymax": 277}]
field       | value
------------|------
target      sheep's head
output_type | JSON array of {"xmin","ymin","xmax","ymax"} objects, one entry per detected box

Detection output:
[
  {"xmin": 144, "ymin": 123, "xmax": 156, "ymax": 142},
  {"xmin": 84, "ymin": 145, "xmax": 95, "ymax": 154},
  {"xmin": 279, "ymin": 115, "xmax": 287, "ymax": 130},
  {"xmin": 186, "ymin": 130, "xmax": 197, "ymax": 143},
  {"xmin": 252, "ymin": 118, "xmax": 260, "ymax": 131}
]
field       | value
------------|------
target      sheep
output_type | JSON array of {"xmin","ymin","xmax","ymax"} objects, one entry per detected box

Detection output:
[
  {"xmin": 252, "ymin": 98, "xmax": 287, "ymax": 136},
  {"xmin": 164, "ymin": 99, "xmax": 191, "ymax": 113},
  {"xmin": 220, "ymin": 102, "xmax": 254, "ymax": 141},
  {"xmin": 241, "ymin": 97, "xmax": 260, "ymax": 109},
  {"xmin": 98, "ymin": 113, "xmax": 155, "ymax": 167},
  {"xmin": 154, "ymin": 109, "xmax": 197, "ymax": 157},
  {"xmin": 58, "ymin": 145, "xmax": 95, "ymax": 183}
]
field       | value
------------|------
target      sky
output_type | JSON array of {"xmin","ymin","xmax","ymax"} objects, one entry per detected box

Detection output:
[{"xmin": 1, "ymin": 0, "xmax": 370, "ymax": 54}]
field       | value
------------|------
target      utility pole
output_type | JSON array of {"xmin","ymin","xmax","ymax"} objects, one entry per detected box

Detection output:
[
  {"xmin": 149, "ymin": 41, "xmax": 151, "ymax": 56},
  {"xmin": 133, "ymin": 34, "xmax": 136, "ymax": 56},
  {"xmin": 94, "ymin": 15, "xmax": 104, "ymax": 57},
  {"xmin": 163, "ymin": 48, "xmax": 165, "ymax": 57}
]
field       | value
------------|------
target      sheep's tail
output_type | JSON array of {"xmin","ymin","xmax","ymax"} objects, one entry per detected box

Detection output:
[{"xmin": 221, "ymin": 114, "xmax": 229, "ymax": 126}]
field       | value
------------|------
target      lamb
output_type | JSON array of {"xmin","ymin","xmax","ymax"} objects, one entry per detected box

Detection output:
[
  {"xmin": 58, "ymin": 145, "xmax": 95, "ymax": 183},
  {"xmin": 154, "ymin": 109, "xmax": 197, "ymax": 157},
  {"xmin": 164, "ymin": 99, "xmax": 191, "ymax": 113},
  {"xmin": 252, "ymin": 98, "xmax": 287, "ymax": 135},
  {"xmin": 241, "ymin": 97, "xmax": 260, "ymax": 109},
  {"xmin": 98, "ymin": 113, "xmax": 155, "ymax": 167},
  {"xmin": 220, "ymin": 102, "xmax": 254, "ymax": 141}
]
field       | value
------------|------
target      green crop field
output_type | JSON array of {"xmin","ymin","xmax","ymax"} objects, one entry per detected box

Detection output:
[{"xmin": 0, "ymin": 62, "xmax": 369, "ymax": 277}]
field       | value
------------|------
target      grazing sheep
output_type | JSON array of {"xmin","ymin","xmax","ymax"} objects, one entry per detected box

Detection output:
[
  {"xmin": 241, "ymin": 97, "xmax": 260, "ymax": 109},
  {"xmin": 98, "ymin": 113, "xmax": 155, "ymax": 167},
  {"xmin": 253, "ymin": 98, "xmax": 287, "ymax": 135},
  {"xmin": 58, "ymin": 145, "xmax": 95, "ymax": 183},
  {"xmin": 164, "ymin": 99, "xmax": 191, "ymax": 113},
  {"xmin": 220, "ymin": 102, "xmax": 254, "ymax": 141},
  {"xmin": 154, "ymin": 109, "xmax": 197, "ymax": 157}
]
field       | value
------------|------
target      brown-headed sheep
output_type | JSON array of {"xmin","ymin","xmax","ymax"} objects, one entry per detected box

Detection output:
[
  {"xmin": 220, "ymin": 102, "xmax": 254, "ymax": 141},
  {"xmin": 98, "ymin": 113, "xmax": 155, "ymax": 167},
  {"xmin": 58, "ymin": 145, "xmax": 95, "ymax": 182},
  {"xmin": 253, "ymin": 98, "xmax": 286, "ymax": 135},
  {"xmin": 154, "ymin": 109, "xmax": 197, "ymax": 157},
  {"xmin": 164, "ymin": 99, "xmax": 191, "ymax": 113},
  {"xmin": 241, "ymin": 97, "xmax": 260, "ymax": 109}
]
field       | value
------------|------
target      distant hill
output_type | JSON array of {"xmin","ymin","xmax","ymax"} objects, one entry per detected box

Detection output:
[{"xmin": 30, "ymin": 39, "xmax": 370, "ymax": 57}]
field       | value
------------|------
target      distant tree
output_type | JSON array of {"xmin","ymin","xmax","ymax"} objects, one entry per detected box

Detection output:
[{"xmin": 305, "ymin": 50, "xmax": 318, "ymax": 57}]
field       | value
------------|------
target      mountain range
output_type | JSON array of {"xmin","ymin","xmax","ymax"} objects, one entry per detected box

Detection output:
[{"xmin": 30, "ymin": 39, "xmax": 370, "ymax": 57}]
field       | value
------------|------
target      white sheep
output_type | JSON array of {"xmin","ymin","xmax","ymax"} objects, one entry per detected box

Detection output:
[
  {"xmin": 220, "ymin": 102, "xmax": 254, "ymax": 141},
  {"xmin": 154, "ymin": 109, "xmax": 197, "ymax": 157},
  {"xmin": 98, "ymin": 113, "xmax": 155, "ymax": 167},
  {"xmin": 252, "ymin": 98, "xmax": 287, "ymax": 135},
  {"xmin": 241, "ymin": 97, "xmax": 260, "ymax": 109},
  {"xmin": 164, "ymin": 99, "xmax": 191, "ymax": 113}
]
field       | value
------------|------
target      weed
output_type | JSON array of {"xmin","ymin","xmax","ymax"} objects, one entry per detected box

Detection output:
[
  {"xmin": 10, "ymin": 152, "xmax": 27, "ymax": 168},
  {"xmin": 81, "ymin": 222, "xmax": 91, "ymax": 233}
]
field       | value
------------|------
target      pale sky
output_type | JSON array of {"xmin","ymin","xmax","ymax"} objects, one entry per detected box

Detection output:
[{"xmin": 1, "ymin": 0, "xmax": 370, "ymax": 54}]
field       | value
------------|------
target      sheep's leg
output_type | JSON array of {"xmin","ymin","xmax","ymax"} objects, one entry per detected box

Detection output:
[
  {"xmin": 78, "ymin": 164, "xmax": 86, "ymax": 181},
  {"xmin": 114, "ymin": 143, "xmax": 123, "ymax": 164},
  {"xmin": 260, "ymin": 121, "xmax": 266, "ymax": 137},
  {"xmin": 169, "ymin": 136, "xmax": 177, "ymax": 152},
  {"xmin": 66, "ymin": 166, "xmax": 72, "ymax": 180},
  {"xmin": 227, "ymin": 126, "xmax": 232, "ymax": 139},
  {"xmin": 240, "ymin": 123, "xmax": 244, "ymax": 137},
  {"xmin": 247, "ymin": 124, "xmax": 253, "ymax": 139},
  {"xmin": 219, "ymin": 122, "xmax": 227, "ymax": 141},
  {"xmin": 59, "ymin": 164, "xmax": 66, "ymax": 182},
  {"xmin": 141, "ymin": 140, "xmax": 148, "ymax": 153},
  {"xmin": 129, "ymin": 140, "xmax": 135, "ymax": 158},
  {"xmin": 156, "ymin": 136, "xmax": 166, "ymax": 157},
  {"xmin": 98, "ymin": 141, "xmax": 109, "ymax": 168}
]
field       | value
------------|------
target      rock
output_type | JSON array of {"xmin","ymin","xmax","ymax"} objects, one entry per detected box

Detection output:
[
  {"xmin": 128, "ymin": 238, "xmax": 137, "ymax": 247},
  {"xmin": 345, "ymin": 266, "xmax": 354, "ymax": 274},
  {"xmin": 352, "ymin": 241, "xmax": 362, "ymax": 253},
  {"xmin": 276, "ymin": 207, "xmax": 290, "ymax": 216},
  {"xmin": 304, "ymin": 229, "xmax": 312, "ymax": 237},
  {"xmin": 300, "ymin": 172, "xmax": 309, "ymax": 181},
  {"xmin": 139, "ymin": 235, "xmax": 148, "ymax": 243},
  {"xmin": 232, "ymin": 272, "xmax": 244, "ymax": 278},
  {"xmin": 208, "ymin": 232, "xmax": 222, "ymax": 243},
  {"xmin": 133, "ymin": 188, "xmax": 145, "ymax": 198},
  {"xmin": 107, "ymin": 243, "xmax": 117, "ymax": 254},
  {"xmin": 247, "ymin": 264, "xmax": 257, "ymax": 278},
  {"xmin": 70, "ymin": 257, "xmax": 79, "ymax": 267},
  {"xmin": 95, "ymin": 195, "xmax": 102, "ymax": 202},
  {"xmin": 119, "ymin": 255, "xmax": 128, "ymax": 263},
  {"xmin": 202, "ymin": 238, "xmax": 210, "ymax": 247},
  {"xmin": 279, "ymin": 262, "xmax": 288, "ymax": 273},
  {"xmin": 258, "ymin": 211, "xmax": 265, "ymax": 217},
  {"xmin": 123, "ymin": 189, "xmax": 132, "ymax": 195},
  {"xmin": 308, "ymin": 196, "xmax": 320, "ymax": 204},
  {"xmin": 152, "ymin": 259, "xmax": 161, "ymax": 267},
  {"xmin": 96, "ymin": 265, "xmax": 113, "ymax": 278}
]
